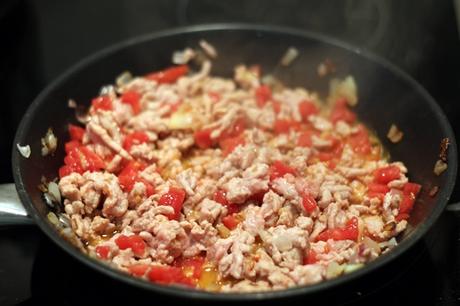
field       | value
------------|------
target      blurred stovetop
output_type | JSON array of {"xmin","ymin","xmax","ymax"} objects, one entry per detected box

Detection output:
[{"xmin": 0, "ymin": 0, "xmax": 459, "ymax": 305}]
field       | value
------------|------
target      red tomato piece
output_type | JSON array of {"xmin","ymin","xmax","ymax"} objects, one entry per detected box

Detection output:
[
  {"xmin": 138, "ymin": 178, "xmax": 155, "ymax": 197},
  {"xmin": 123, "ymin": 131, "xmax": 149, "ymax": 151},
  {"xmin": 159, "ymin": 187, "xmax": 186, "ymax": 220},
  {"xmin": 117, "ymin": 161, "xmax": 146, "ymax": 192},
  {"xmin": 129, "ymin": 235, "xmax": 146, "ymax": 256},
  {"xmin": 91, "ymin": 95, "xmax": 113, "ymax": 111},
  {"xmin": 269, "ymin": 160, "xmax": 297, "ymax": 181},
  {"xmin": 403, "ymin": 182, "xmax": 422, "ymax": 197},
  {"xmin": 274, "ymin": 119, "xmax": 301, "ymax": 134},
  {"xmin": 219, "ymin": 135, "xmax": 245, "ymax": 156},
  {"xmin": 95, "ymin": 245, "xmax": 110, "ymax": 259},
  {"xmin": 79, "ymin": 146, "xmax": 105, "ymax": 171},
  {"xmin": 194, "ymin": 129, "xmax": 213, "ymax": 149},
  {"xmin": 395, "ymin": 213, "xmax": 410, "ymax": 221},
  {"xmin": 115, "ymin": 235, "xmax": 132, "ymax": 250},
  {"xmin": 303, "ymin": 249, "xmax": 317, "ymax": 265},
  {"xmin": 222, "ymin": 214, "xmax": 239, "ymax": 230},
  {"xmin": 255, "ymin": 85, "xmax": 272, "ymax": 107},
  {"xmin": 367, "ymin": 182, "xmax": 390, "ymax": 194},
  {"xmin": 65, "ymin": 140, "xmax": 81, "ymax": 154},
  {"xmin": 272, "ymin": 101, "xmax": 282, "ymax": 114},
  {"xmin": 59, "ymin": 165, "xmax": 73, "ymax": 178},
  {"xmin": 247, "ymin": 190, "xmax": 267, "ymax": 205},
  {"xmin": 213, "ymin": 189, "xmax": 240, "ymax": 215},
  {"xmin": 68, "ymin": 124, "xmax": 85, "ymax": 141},
  {"xmin": 373, "ymin": 166, "xmax": 401, "ymax": 184},
  {"xmin": 175, "ymin": 256, "xmax": 205, "ymax": 279},
  {"xmin": 298, "ymin": 100, "xmax": 318, "ymax": 121},
  {"xmin": 147, "ymin": 266, "xmax": 194, "ymax": 286},
  {"xmin": 121, "ymin": 90, "xmax": 142, "ymax": 114},
  {"xmin": 348, "ymin": 125, "xmax": 371, "ymax": 155},
  {"xmin": 330, "ymin": 98, "xmax": 356, "ymax": 124},
  {"xmin": 208, "ymin": 91, "xmax": 221, "ymax": 103},
  {"xmin": 297, "ymin": 130, "xmax": 316, "ymax": 147},
  {"xmin": 145, "ymin": 65, "xmax": 189, "ymax": 84},
  {"xmin": 399, "ymin": 194, "xmax": 415, "ymax": 214},
  {"xmin": 128, "ymin": 264, "xmax": 150, "ymax": 276},
  {"xmin": 302, "ymin": 193, "xmax": 318, "ymax": 214},
  {"xmin": 316, "ymin": 217, "xmax": 358, "ymax": 241},
  {"xmin": 219, "ymin": 117, "xmax": 247, "ymax": 140}
]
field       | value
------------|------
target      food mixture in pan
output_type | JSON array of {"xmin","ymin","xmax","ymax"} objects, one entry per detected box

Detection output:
[{"xmin": 56, "ymin": 52, "xmax": 421, "ymax": 292}]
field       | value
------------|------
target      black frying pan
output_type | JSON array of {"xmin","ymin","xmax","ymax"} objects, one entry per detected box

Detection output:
[{"xmin": 1, "ymin": 24, "xmax": 458, "ymax": 303}]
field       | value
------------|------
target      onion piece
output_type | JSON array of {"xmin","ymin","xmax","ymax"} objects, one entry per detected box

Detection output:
[
  {"xmin": 41, "ymin": 128, "xmax": 58, "ymax": 156},
  {"xmin": 47, "ymin": 181, "xmax": 61, "ymax": 203},
  {"xmin": 116, "ymin": 71, "xmax": 133, "ymax": 87},
  {"xmin": 362, "ymin": 236, "xmax": 381, "ymax": 254},
  {"xmin": 433, "ymin": 159, "xmax": 448, "ymax": 176},
  {"xmin": 68, "ymin": 99, "xmax": 77, "ymax": 108},
  {"xmin": 199, "ymin": 40, "xmax": 217, "ymax": 59},
  {"xmin": 387, "ymin": 124, "xmax": 404, "ymax": 143},
  {"xmin": 343, "ymin": 263, "xmax": 364, "ymax": 274},
  {"xmin": 329, "ymin": 76, "xmax": 358, "ymax": 106},
  {"xmin": 280, "ymin": 47, "xmax": 299, "ymax": 66},
  {"xmin": 172, "ymin": 48, "xmax": 196, "ymax": 65},
  {"xmin": 326, "ymin": 261, "xmax": 344, "ymax": 279},
  {"xmin": 17, "ymin": 144, "xmax": 31, "ymax": 158},
  {"xmin": 429, "ymin": 186, "xmax": 439, "ymax": 197}
]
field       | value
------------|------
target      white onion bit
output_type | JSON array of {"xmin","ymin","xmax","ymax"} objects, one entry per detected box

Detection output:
[
  {"xmin": 199, "ymin": 40, "xmax": 217, "ymax": 59},
  {"xmin": 280, "ymin": 47, "xmax": 299, "ymax": 66},
  {"xmin": 47, "ymin": 181, "xmax": 61, "ymax": 203},
  {"xmin": 17, "ymin": 144, "xmax": 31, "ymax": 158},
  {"xmin": 433, "ymin": 159, "xmax": 448, "ymax": 176}
]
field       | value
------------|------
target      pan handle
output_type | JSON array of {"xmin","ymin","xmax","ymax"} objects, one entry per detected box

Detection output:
[{"xmin": 0, "ymin": 183, "xmax": 34, "ymax": 226}]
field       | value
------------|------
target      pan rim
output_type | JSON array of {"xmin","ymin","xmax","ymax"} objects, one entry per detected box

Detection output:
[{"xmin": 11, "ymin": 23, "xmax": 458, "ymax": 301}]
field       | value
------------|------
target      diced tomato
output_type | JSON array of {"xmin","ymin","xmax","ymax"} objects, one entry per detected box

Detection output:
[
  {"xmin": 219, "ymin": 135, "xmax": 245, "ymax": 156},
  {"xmin": 298, "ymin": 100, "xmax": 318, "ymax": 121},
  {"xmin": 147, "ymin": 266, "xmax": 194, "ymax": 286},
  {"xmin": 302, "ymin": 193, "xmax": 318, "ymax": 214},
  {"xmin": 367, "ymin": 183, "xmax": 390, "ymax": 194},
  {"xmin": 219, "ymin": 117, "xmax": 247, "ymax": 140},
  {"xmin": 175, "ymin": 256, "xmax": 205, "ymax": 279},
  {"xmin": 95, "ymin": 245, "xmax": 110, "ymax": 259},
  {"xmin": 297, "ymin": 130, "xmax": 316, "ymax": 147},
  {"xmin": 138, "ymin": 178, "xmax": 155, "ymax": 197},
  {"xmin": 123, "ymin": 131, "xmax": 149, "ymax": 151},
  {"xmin": 158, "ymin": 187, "xmax": 186, "ymax": 220},
  {"xmin": 208, "ymin": 91, "xmax": 221, "ymax": 103},
  {"xmin": 247, "ymin": 189, "xmax": 268, "ymax": 205},
  {"xmin": 373, "ymin": 165, "xmax": 401, "ymax": 184},
  {"xmin": 65, "ymin": 140, "xmax": 81, "ymax": 154},
  {"xmin": 316, "ymin": 217, "xmax": 359, "ymax": 242},
  {"xmin": 269, "ymin": 160, "xmax": 297, "ymax": 181},
  {"xmin": 79, "ymin": 146, "xmax": 105, "ymax": 170},
  {"xmin": 330, "ymin": 97, "xmax": 356, "ymax": 124},
  {"xmin": 117, "ymin": 161, "xmax": 146, "ymax": 192},
  {"xmin": 68, "ymin": 124, "xmax": 85, "ymax": 141},
  {"xmin": 194, "ymin": 129, "xmax": 213, "ymax": 149},
  {"xmin": 114, "ymin": 234, "xmax": 146, "ymax": 256},
  {"xmin": 213, "ymin": 189, "xmax": 240, "ymax": 214},
  {"xmin": 62, "ymin": 145, "xmax": 105, "ymax": 176},
  {"xmin": 403, "ymin": 182, "xmax": 422, "ymax": 197},
  {"xmin": 274, "ymin": 119, "xmax": 301, "ymax": 134},
  {"xmin": 255, "ymin": 85, "xmax": 272, "ymax": 107},
  {"xmin": 348, "ymin": 125, "xmax": 371, "ymax": 155},
  {"xmin": 145, "ymin": 65, "xmax": 189, "ymax": 84},
  {"xmin": 303, "ymin": 249, "xmax": 317, "ymax": 265},
  {"xmin": 91, "ymin": 95, "xmax": 113, "ymax": 111},
  {"xmin": 59, "ymin": 165, "xmax": 73, "ymax": 178},
  {"xmin": 272, "ymin": 101, "xmax": 282, "ymax": 113},
  {"xmin": 128, "ymin": 264, "xmax": 150, "ymax": 276},
  {"xmin": 222, "ymin": 214, "xmax": 239, "ymax": 230},
  {"xmin": 395, "ymin": 213, "xmax": 410, "ymax": 221},
  {"xmin": 121, "ymin": 90, "xmax": 141, "ymax": 114}
]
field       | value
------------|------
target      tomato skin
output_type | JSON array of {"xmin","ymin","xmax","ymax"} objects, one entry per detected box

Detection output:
[
  {"xmin": 316, "ymin": 217, "xmax": 359, "ymax": 241},
  {"xmin": 158, "ymin": 187, "xmax": 186, "ymax": 220},
  {"xmin": 330, "ymin": 98, "xmax": 356, "ymax": 124},
  {"xmin": 65, "ymin": 140, "xmax": 81, "ymax": 154},
  {"xmin": 373, "ymin": 166, "xmax": 401, "ymax": 184},
  {"xmin": 128, "ymin": 264, "xmax": 150, "ymax": 276},
  {"xmin": 222, "ymin": 214, "xmax": 239, "ymax": 230},
  {"xmin": 348, "ymin": 125, "xmax": 371, "ymax": 155},
  {"xmin": 69, "ymin": 124, "xmax": 85, "ymax": 141},
  {"xmin": 123, "ymin": 131, "xmax": 149, "ymax": 151},
  {"xmin": 255, "ymin": 85, "xmax": 272, "ymax": 107},
  {"xmin": 92, "ymin": 95, "xmax": 113, "ymax": 111},
  {"xmin": 121, "ymin": 90, "xmax": 141, "ymax": 114},
  {"xmin": 95, "ymin": 245, "xmax": 110, "ymax": 259},
  {"xmin": 303, "ymin": 249, "xmax": 317, "ymax": 265},
  {"xmin": 145, "ymin": 65, "xmax": 189, "ymax": 84},
  {"xmin": 194, "ymin": 129, "xmax": 213, "ymax": 149},
  {"xmin": 59, "ymin": 165, "xmax": 73, "ymax": 178},
  {"xmin": 213, "ymin": 189, "xmax": 239, "ymax": 214},
  {"xmin": 298, "ymin": 100, "xmax": 318, "ymax": 121},
  {"xmin": 61, "ymin": 145, "xmax": 105, "ymax": 176},
  {"xmin": 219, "ymin": 135, "xmax": 245, "ymax": 156},
  {"xmin": 269, "ymin": 160, "xmax": 297, "ymax": 181},
  {"xmin": 274, "ymin": 119, "xmax": 301, "ymax": 134},
  {"xmin": 302, "ymin": 193, "xmax": 318, "ymax": 214}
]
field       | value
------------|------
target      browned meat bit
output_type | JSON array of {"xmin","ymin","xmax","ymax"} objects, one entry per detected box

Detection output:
[
  {"xmin": 387, "ymin": 124, "xmax": 404, "ymax": 143},
  {"xmin": 429, "ymin": 186, "xmax": 439, "ymax": 197},
  {"xmin": 439, "ymin": 137, "xmax": 450, "ymax": 162}
]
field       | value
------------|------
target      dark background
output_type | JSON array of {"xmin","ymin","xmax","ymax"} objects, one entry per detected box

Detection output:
[{"xmin": 0, "ymin": 1, "xmax": 459, "ymax": 305}]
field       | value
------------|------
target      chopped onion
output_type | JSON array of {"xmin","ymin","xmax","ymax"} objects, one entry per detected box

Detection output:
[
  {"xmin": 199, "ymin": 40, "xmax": 217, "ymax": 59},
  {"xmin": 326, "ymin": 261, "xmax": 344, "ymax": 279},
  {"xmin": 47, "ymin": 181, "xmax": 61, "ymax": 203},
  {"xmin": 58, "ymin": 213, "xmax": 71, "ymax": 228},
  {"xmin": 41, "ymin": 128, "xmax": 58, "ymax": 156},
  {"xmin": 280, "ymin": 47, "xmax": 299, "ymax": 66},
  {"xmin": 329, "ymin": 76, "xmax": 358, "ymax": 106},
  {"xmin": 17, "ymin": 143, "xmax": 31, "ymax": 158},
  {"xmin": 99, "ymin": 85, "xmax": 115, "ymax": 96},
  {"xmin": 172, "ymin": 48, "xmax": 196, "ymax": 65},
  {"xmin": 362, "ymin": 236, "xmax": 381, "ymax": 254},
  {"xmin": 68, "ymin": 99, "xmax": 77, "ymax": 108},
  {"xmin": 47, "ymin": 212, "xmax": 59, "ymax": 226},
  {"xmin": 115, "ymin": 71, "xmax": 133, "ymax": 87},
  {"xmin": 343, "ymin": 263, "xmax": 364, "ymax": 274},
  {"xmin": 216, "ymin": 224, "xmax": 230, "ymax": 238},
  {"xmin": 387, "ymin": 124, "xmax": 404, "ymax": 143},
  {"xmin": 429, "ymin": 186, "xmax": 439, "ymax": 197},
  {"xmin": 434, "ymin": 159, "xmax": 448, "ymax": 176}
]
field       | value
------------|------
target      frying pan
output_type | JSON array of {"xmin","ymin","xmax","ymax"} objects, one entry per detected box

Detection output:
[{"xmin": 0, "ymin": 24, "xmax": 457, "ymax": 303}]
